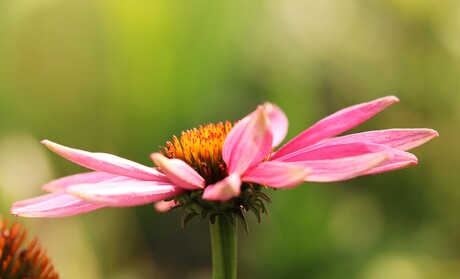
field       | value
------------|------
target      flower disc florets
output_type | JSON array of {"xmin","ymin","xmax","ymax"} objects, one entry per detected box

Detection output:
[
  {"xmin": 162, "ymin": 122, "xmax": 232, "ymax": 185},
  {"xmin": 161, "ymin": 122, "xmax": 271, "ymax": 231}
]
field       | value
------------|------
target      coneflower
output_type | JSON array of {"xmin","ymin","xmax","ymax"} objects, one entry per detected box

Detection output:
[
  {"xmin": 0, "ymin": 216, "xmax": 59, "ymax": 279},
  {"xmin": 11, "ymin": 96, "xmax": 438, "ymax": 279}
]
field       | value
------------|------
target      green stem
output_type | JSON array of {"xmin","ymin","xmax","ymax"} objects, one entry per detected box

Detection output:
[{"xmin": 209, "ymin": 215, "xmax": 237, "ymax": 279}]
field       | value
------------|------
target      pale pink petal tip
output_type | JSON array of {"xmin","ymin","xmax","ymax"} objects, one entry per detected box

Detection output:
[
  {"xmin": 385, "ymin": 95, "xmax": 400, "ymax": 103},
  {"xmin": 155, "ymin": 200, "xmax": 178, "ymax": 212},
  {"xmin": 263, "ymin": 102, "xmax": 289, "ymax": 147},
  {"xmin": 151, "ymin": 153, "xmax": 205, "ymax": 190},
  {"xmin": 202, "ymin": 173, "xmax": 242, "ymax": 202},
  {"xmin": 366, "ymin": 151, "xmax": 418, "ymax": 174}
]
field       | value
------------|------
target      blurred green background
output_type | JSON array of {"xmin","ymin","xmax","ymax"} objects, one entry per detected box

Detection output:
[{"xmin": 0, "ymin": 0, "xmax": 457, "ymax": 278}]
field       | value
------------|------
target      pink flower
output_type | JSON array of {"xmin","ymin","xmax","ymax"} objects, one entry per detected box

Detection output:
[{"xmin": 11, "ymin": 96, "xmax": 438, "ymax": 220}]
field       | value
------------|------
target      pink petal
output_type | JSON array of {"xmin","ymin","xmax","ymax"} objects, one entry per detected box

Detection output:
[
  {"xmin": 150, "ymin": 153, "xmax": 205, "ymax": 190},
  {"xmin": 275, "ymin": 142, "xmax": 415, "ymax": 162},
  {"xmin": 42, "ymin": 140, "xmax": 167, "ymax": 181},
  {"xmin": 154, "ymin": 200, "xmax": 179, "ymax": 212},
  {"xmin": 223, "ymin": 107, "xmax": 273, "ymax": 175},
  {"xmin": 242, "ymin": 161, "xmax": 309, "ymax": 188},
  {"xmin": 67, "ymin": 179, "xmax": 183, "ymax": 207},
  {"xmin": 202, "ymin": 173, "xmax": 242, "ymax": 202},
  {"xmin": 263, "ymin": 103, "xmax": 289, "ymax": 147},
  {"xmin": 10, "ymin": 192, "xmax": 104, "ymax": 218},
  {"xmin": 271, "ymin": 96, "xmax": 400, "ymax": 160},
  {"xmin": 296, "ymin": 153, "xmax": 391, "ymax": 182},
  {"xmin": 43, "ymin": 171, "xmax": 118, "ymax": 192},
  {"xmin": 303, "ymin": 128, "xmax": 439, "ymax": 152}
]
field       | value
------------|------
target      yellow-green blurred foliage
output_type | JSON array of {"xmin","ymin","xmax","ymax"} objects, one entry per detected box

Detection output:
[{"xmin": 0, "ymin": 0, "xmax": 458, "ymax": 278}]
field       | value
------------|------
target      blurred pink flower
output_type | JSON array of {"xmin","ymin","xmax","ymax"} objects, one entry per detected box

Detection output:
[{"xmin": 11, "ymin": 96, "xmax": 438, "ymax": 218}]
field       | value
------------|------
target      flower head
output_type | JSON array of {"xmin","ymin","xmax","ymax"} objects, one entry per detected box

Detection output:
[
  {"xmin": 0, "ymin": 216, "xmax": 59, "ymax": 279},
  {"xmin": 11, "ymin": 96, "xmax": 438, "ymax": 228}
]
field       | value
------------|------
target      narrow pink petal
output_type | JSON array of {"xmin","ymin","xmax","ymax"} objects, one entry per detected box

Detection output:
[
  {"xmin": 42, "ymin": 140, "xmax": 168, "ymax": 181},
  {"xmin": 154, "ymin": 200, "xmax": 178, "ymax": 212},
  {"xmin": 271, "ymin": 96, "xmax": 400, "ymax": 160},
  {"xmin": 11, "ymin": 192, "xmax": 104, "ymax": 218},
  {"xmin": 263, "ymin": 103, "xmax": 289, "ymax": 147},
  {"xmin": 295, "ymin": 153, "xmax": 391, "ymax": 182},
  {"xmin": 43, "ymin": 171, "xmax": 118, "ymax": 192},
  {"xmin": 242, "ymin": 161, "xmax": 309, "ymax": 188},
  {"xmin": 151, "ymin": 153, "xmax": 204, "ymax": 190},
  {"xmin": 202, "ymin": 173, "xmax": 242, "ymax": 202},
  {"xmin": 67, "ymin": 179, "xmax": 183, "ymax": 207},
  {"xmin": 223, "ymin": 107, "xmax": 273, "ymax": 175},
  {"xmin": 276, "ymin": 142, "xmax": 414, "ymax": 162},
  {"xmin": 301, "ymin": 128, "xmax": 439, "ymax": 153}
]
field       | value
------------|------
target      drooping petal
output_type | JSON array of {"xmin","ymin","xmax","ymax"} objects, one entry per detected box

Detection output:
[
  {"xmin": 276, "ymin": 142, "xmax": 418, "ymax": 177},
  {"xmin": 154, "ymin": 200, "xmax": 179, "ymax": 212},
  {"xmin": 271, "ymin": 96, "xmax": 400, "ymax": 160},
  {"xmin": 296, "ymin": 153, "xmax": 391, "ymax": 182},
  {"xmin": 202, "ymin": 173, "xmax": 242, "ymax": 202},
  {"xmin": 242, "ymin": 161, "xmax": 309, "ymax": 188},
  {"xmin": 301, "ymin": 128, "xmax": 439, "ymax": 152},
  {"xmin": 43, "ymin": 171, "xmax": 118, "ymax": 192},
  {"xmin": 150, "ymin": 153, "xmax": 205, "ymax": 190},
  {"xmin": 11, "ymin": 192, "xmax": 104, "ymax": 218},
  {"xmin": 223, "ymin": 107, "xmax": 273, "ymax": 175},
  {"xmin": 67, "ymin": 179, "xmax": 183, "ymax": 207},
  {"xmin": 42, "ymin": 140, "xmax": 167, "ymax": 181},
  {"xmin": 263, "ymin": 103, "xmax": 289, "ymax": 147}
]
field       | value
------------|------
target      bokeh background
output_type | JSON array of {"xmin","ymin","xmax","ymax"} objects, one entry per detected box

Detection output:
[{"xmin": 0, "ymin": 0, "xmax": 457, "ymax": 278}]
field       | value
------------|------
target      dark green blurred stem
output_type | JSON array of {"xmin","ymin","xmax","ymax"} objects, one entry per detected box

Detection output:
[{"xmin": 210, "ymin": 215, "xmax": 237, "ymax": 279}]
